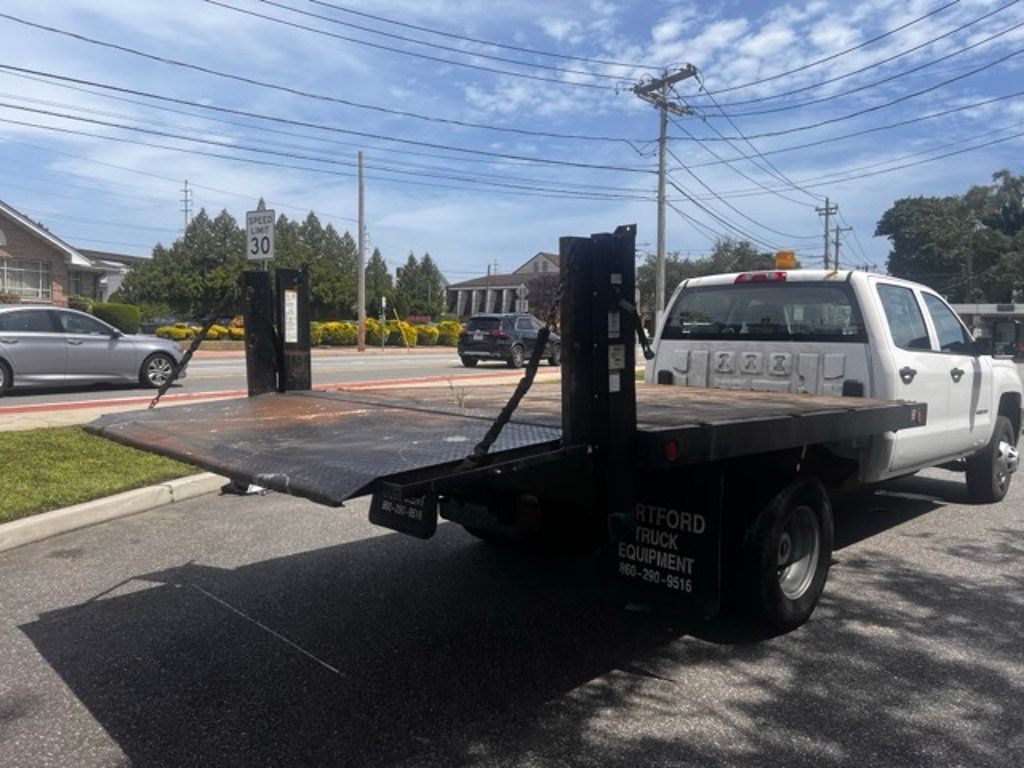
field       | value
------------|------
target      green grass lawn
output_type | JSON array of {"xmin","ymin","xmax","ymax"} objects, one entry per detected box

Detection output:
[{"xmin": 0, "ymin": 427, "xmax": 195, "ymax": 524}]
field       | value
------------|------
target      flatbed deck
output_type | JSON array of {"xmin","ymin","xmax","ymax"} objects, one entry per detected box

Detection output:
[{"xmin": 86, "ymin": 382, "xmax": 924, "ymax": 506}]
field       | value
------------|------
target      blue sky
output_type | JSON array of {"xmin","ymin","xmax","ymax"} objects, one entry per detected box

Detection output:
[{"xmin": 1, "ymin": 0, "xmax": 1022, "ymax": 284}]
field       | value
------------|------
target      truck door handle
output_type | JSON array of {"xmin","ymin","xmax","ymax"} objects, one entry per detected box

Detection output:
[
  {"xmin": 899, "ymin": 366, "xmax": 917, "ymax": 384},
  {"xmin": 950, "ymin": 367, "xmax": 965, "ymax": 383},
  {"xmin": 66, "ymin": 340, "xmax": 84, "ymax": 346}
]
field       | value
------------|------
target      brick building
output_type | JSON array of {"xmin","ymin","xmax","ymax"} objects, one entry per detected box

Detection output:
[{"xmin": 0, "ymin": 200, "xmax": 129, "ymax": 305}]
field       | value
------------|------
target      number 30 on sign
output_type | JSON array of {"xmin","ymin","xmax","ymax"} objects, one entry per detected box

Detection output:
[{"xmin": 246, "ymin": 210, "xmax": 276, "ymax": 261}]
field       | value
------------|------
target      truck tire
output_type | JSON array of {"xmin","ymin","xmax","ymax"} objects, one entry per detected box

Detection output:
[
  {"xmin": 0, "ymin": 359, "xmax": 10, "ymax": 397},
  {"xmin": 744, "ymin": 477, "xmax": 833, "ymax": 633},
  {"xmin": 965, "ymin": 415, "xmax": 1018, "ymax": 503},
  {"xmin": 460, "ymin": 355, "xmax": 478, "ymax": 367},
  {"xmin": 548, "ymin": 343, "xmax": 561, "ymax": 367}
]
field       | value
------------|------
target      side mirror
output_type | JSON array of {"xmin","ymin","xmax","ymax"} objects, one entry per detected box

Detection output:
[{"xmin": 990, "ymin": 319, "xmax": 1020, "ymax": 358}]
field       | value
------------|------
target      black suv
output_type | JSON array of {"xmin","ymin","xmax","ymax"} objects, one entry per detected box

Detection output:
[{"xmin": 457, "ymin": 313, "xmax": 561, "ymax": 368}]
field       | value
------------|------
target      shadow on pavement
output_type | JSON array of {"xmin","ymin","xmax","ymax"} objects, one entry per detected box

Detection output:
[{"xmin": 17, "ymin": 475, "xmax": 1024, "ymax": 767}]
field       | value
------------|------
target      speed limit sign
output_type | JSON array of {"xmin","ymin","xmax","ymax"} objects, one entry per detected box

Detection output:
[{"xmin": 246, "ymin": 209, "xmax": 275, "ymax": 261}]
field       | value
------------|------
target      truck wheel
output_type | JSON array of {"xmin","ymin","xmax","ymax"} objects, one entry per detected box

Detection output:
[
  {"xmin": 744, "ymin": 477, "xmax": 833, "ymax": 633},
  {"xmin": 965, "ymin": 415, "xmax": 1018, "ymax": 503},
  {"xmin": 0, "ymin": 359, "xmax": 10, "ymax": 396},
  {"xmin": 507, "ymin": 344, "xmax": 525, "ymax": 368},
  {"xmin": 460, "ymin": 356, "xmax": 478, "ymax": 367}
]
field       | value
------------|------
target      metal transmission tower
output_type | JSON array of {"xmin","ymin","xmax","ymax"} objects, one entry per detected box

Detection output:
[
  {"xmin": 633, "ymin": 65, "xmax": 697, "ymax": 323},
  {"xmin": 180, "ymin": 180, "xmax": 193, "ymax": 232},
  {"xmin": 815, "ymin": 197, "xmax": 838, "ymax": 269},
  {"xmin": 833, "ymin": 224, "xmax": 852, "ymax": 271}
]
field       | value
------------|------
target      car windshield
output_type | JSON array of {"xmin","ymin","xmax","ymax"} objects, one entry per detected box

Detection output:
[
  {"xmin": 662, "ymin": 282, "xmax": 867, "ymax": 342},
  {"xmin": 466, "ymin": 317, "xmax": 501, "ymax": 332}
]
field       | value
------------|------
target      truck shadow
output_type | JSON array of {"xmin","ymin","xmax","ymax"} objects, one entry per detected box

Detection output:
[{"xmin": 17, "ymin": 479, "xmax": 1023, "ymax": 767}]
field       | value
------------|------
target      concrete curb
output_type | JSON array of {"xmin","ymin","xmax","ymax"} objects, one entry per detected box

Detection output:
[{"xmin": 0, "ymin": 473, "xmax": 226, "ymax": 553}]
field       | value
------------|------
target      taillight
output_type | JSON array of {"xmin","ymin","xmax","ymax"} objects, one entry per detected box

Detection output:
[
  {"xmin": 489, "ymin": 329, "xmax": 508, "ymax": 339},
  {"xmin": 735, "ymin": 271, "xmax": 788, "ymax": 283},
  {"xmin": 664, "ymin": 438, "xmax": 679, "ymax": 461}
]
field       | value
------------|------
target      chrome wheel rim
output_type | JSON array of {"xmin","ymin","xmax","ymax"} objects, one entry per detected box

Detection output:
[
  {"xmin": 778, "ymin": 504, "xmax": 821, "ymax": 600},
  {"xmin": 995, "ymin": 439, "xmax": 1019, "ymax": 495},
  {"xmin": 147, "ymin": 356, "xmax": 173, "ymax": 386}
]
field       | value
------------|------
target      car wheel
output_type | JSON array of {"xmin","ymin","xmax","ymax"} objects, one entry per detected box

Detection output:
[
  {"xmin": 0, "ymin": 359, "xmax": 10, "ymax": 396},
  {"xmin": 548, "ymin": 343, "xmax": 561, "ymax": 367},
  {"xmin": 965, "ymin": 415, "xmax": 1018, "ymax": 503},
  {"xmin": 140, "ymin": 353, "xmax": 176, "ymax": 388},
  {"xmin": 743, "ymin": 477, "xmax": 833, "ymax": 634},
  {"xmin": 507, "ymin": 344, "xmax": 525, "ymax": 368},
  {"xmin": 460, "ymin": 355, "xmax": 478, "ymax": 367}
]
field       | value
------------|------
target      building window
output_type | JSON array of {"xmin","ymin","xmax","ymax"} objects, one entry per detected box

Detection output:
[
  {"xmin": 541, "ymin": 260, "xmax": 548, "ymax": 272},
  {"xmin": 0, "ymin": 259, "xmax": 52, "ymax": 299}
]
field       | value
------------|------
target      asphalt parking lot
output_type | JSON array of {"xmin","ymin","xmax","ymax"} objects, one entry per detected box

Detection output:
[{"xmin": 1, "ymin": 468, "xmax": 1022, "ymax": 768}]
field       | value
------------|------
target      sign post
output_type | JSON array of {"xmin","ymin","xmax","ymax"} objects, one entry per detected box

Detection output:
[{"xmin": 246, "ymin": 209, "xmax": 276, "ymax": 264}]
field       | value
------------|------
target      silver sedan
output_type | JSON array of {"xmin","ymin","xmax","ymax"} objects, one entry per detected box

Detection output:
[{"xmin": 0, "ymin": 304, "xmax": 186, "ymax": 396}]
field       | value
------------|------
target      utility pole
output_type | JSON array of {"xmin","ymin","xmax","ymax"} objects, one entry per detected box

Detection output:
[
  {"xmin": 633, "ymin": 65, "xmax": 697, "ymax": 324},
  {"xmin": 816, "ymin": 197, "xmax": 837, "ymax": 269},
  {"xmin": 357, "ymin": 151, "xmax": 366, "ymax": 351},
  {"xmin": 180, "ymin": 180, "xmax": 193, "ymax": 232},
  {"xmin": 833, "ymin": 224, "xmax": 852, "ymax": 271}
]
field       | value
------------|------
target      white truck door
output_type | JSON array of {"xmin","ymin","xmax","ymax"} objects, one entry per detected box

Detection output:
[
  {"xmin": 875, "ymin": 283, "xmax": 955, "ymax": 471},
  {"xmin": 920, "ymin": 292, "xmax": 991, "ymax": 456}
]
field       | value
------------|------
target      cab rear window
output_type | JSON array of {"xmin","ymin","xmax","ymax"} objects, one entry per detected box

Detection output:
[{"xmin": 662, "ymin": 283, "xmax": 867, "ymax": 342}]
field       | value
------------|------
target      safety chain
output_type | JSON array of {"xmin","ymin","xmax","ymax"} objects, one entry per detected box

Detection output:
[
  {"xmin": 459, "ymin": 270, "xmax": 567, "ymax": 468},
  {"xmin": 148, "ymin": 286, "xmax": 240, "ymax": 409}
]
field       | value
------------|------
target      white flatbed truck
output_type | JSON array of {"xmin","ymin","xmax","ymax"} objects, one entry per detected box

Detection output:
[{"xmin": 89, "ymin": 226, "xmax": 1019, "ymax": 633}]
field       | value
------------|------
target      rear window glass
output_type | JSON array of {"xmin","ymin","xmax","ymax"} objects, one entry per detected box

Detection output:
[
  {"xmin": 662, "ymin": 282, "xmax": 866, "ymax": 342},
  {"xmin": 466, "ymin": 317, "xmax": 501, "ymax": 332},
  {"xmin": 0, "ymin": 310, "xmax": 54, "ymax": 332}
]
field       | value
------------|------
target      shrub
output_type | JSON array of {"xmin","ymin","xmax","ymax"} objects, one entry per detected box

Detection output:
[
  {"xmin": 228, "ymin": 326, "xmax": 245, "ymax": 341},
  {"xmin": 321, "ymin": 321, "xmax": 357, "ymax": 346},
  {"xmin": 436, "ymin": 320, "xmax": 462, "ymax": 346},
  {"xmin": 416, "ymin": 325, "xmax": 439, "ymax": 346},
  {"xmin": 67, "ymin": 295, "xmax": 95, "ymax": 312},
  {"xmin": 156, "ymin": 325, "xmax": 194, "ymax": 341},
  {"xmin": 0, "ymin": 291, "xmax": 20, "ymax": 304},
  {"xmin": 93, "ymin": 302, "xmax": 141, "ymax": 334},
  {"xmin": 203, "ymin": 323, "xmax": 230, "ymax": 341},
  {"xmin": 365, "ymin": 317, "xmax": 384, "ymax": 346},
  {"xmin": 386, "ymin": 320, "xmax": 417, "ymax": 347},
  {"xmin": 310, "ymin": 321, "xmax": 323, "ymax": 346}
]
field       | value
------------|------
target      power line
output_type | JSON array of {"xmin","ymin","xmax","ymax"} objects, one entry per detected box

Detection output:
[
  {"xmin": 306, "ymin": 0, "xmax": 660, "ymax": 71},
  {"xmin": 688, "ymin": 0, "xmax": 961, "ymax": 97},
  {"xmin": 0, "ymin": 13, "xmax": 640, "ymax": 142},
  {"xmin": 704, "ymin": 0, "xmax": 1018, "ymax": 109},
  {"xmin": 695, "ymin": 78, "xmax": 824, "ymax": 203},
  {"xmin": 665, "ymin": 145, "xmax": 818, "ymax": 241},
  {"xmin": 0, "ymin": 64, "xmax": 650, "ymax": 172},
  {"xmin": 719, "ymin": 14, "xmax": 1024, "ymax": 117},
  {"xmin": 675, "ymin": 89, "xmax": 1024, "ymax": 169},
  {"xmin": 241, "ymin": 0, "xmax": 633, "ymax": 85},
  {"xmin": 699, "ymin": 43, "xmax": 1024, "ymax": 141}
]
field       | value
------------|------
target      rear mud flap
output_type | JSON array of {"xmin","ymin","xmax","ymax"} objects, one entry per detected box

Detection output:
[{"xmin": 610, "ymin": 467, "xmax": 723, "ymax": 618}]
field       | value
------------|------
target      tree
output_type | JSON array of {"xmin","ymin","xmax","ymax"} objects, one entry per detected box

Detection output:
[
  {"xmin": 364, "ymin": 247, "xmax": 393, "ymax": 316},
  {"xmin": 118, "ymin": 208, "xmax": 246, "ymax": 319},
  {"xmin": 636, "ymin": 238, "xmax": 776, "ymax": 318},
  {"xmin": 876, "ymin": 171, "xmax": 1024, "ymax": 302},
  {"xmin": 394, "ymin": 252, "xmax": 446, "ymax": 318}
]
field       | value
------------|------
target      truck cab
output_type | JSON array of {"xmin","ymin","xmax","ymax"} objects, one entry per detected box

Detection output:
[{"xmin": 648, "ymin": 269, "xmax": 1023, "ymax": 497}]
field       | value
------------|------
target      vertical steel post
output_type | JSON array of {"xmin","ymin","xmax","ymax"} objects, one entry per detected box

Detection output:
[{"xmin": 242, "ymin": 271, "xmax": 277, "ymax": 396}]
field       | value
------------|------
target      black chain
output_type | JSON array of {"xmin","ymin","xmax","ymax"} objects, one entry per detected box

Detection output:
[
  {"xmin": 148, "ymin": 286, "xmax": 239, "ymax": 409},
  {"xmin": 459, "ymin": 271, "xmax": 567, "ymax": 469}
]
